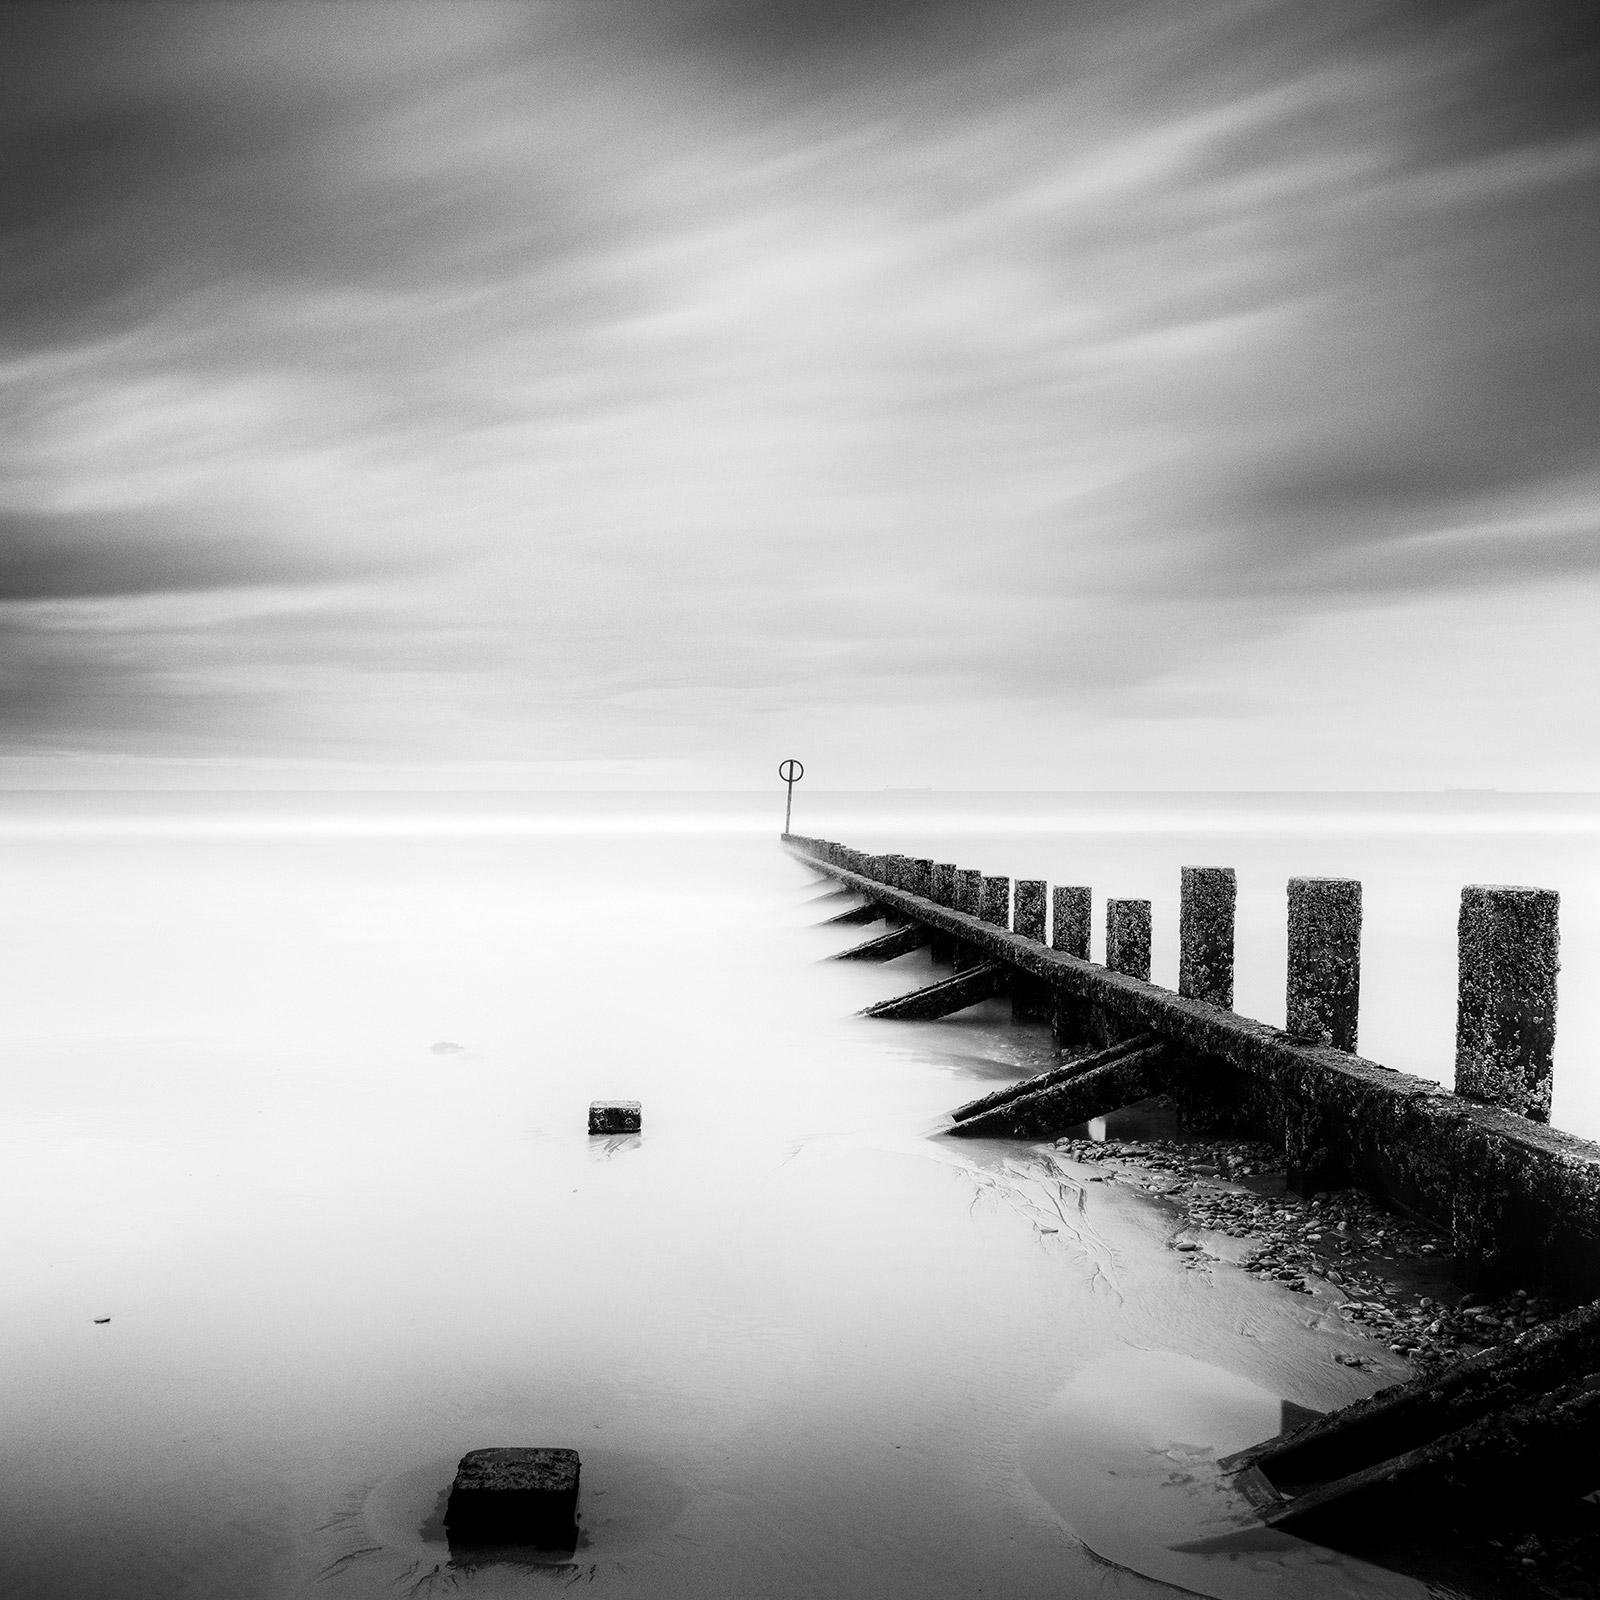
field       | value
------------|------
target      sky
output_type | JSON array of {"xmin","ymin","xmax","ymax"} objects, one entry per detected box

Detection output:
[{"xmin": 2, "ymin": 0, "xmax": 1599, "ymax": 790}]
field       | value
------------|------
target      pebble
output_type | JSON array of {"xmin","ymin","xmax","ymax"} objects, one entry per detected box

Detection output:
[{"xmin": 1050, "ymin": 1131, "xmax": 1566, "ymax": 1376}]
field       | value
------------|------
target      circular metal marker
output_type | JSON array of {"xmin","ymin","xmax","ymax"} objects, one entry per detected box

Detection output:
[{"xmin": 778, "ymin": 758, "xmax": 804, "ymax": 834}]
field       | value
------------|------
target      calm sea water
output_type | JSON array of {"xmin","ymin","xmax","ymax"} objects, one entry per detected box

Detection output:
[{"xmin": 1, "ymin": 789, "xmax": 1592, "ymax": 1599}]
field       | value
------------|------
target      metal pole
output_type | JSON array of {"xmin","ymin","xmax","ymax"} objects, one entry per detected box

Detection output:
[{"xmin": 778, "ymin": 758, "xmax": 804, "ymax": 836}]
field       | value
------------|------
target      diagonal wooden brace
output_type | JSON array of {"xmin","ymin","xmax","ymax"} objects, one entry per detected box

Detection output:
[
  {"xmin": 859, "ymin": 962, "xmax": 1006, "ymax": 1020},
  {"xmin": 1222, "ymin": 1297, "xmax": 1600, "ymax": 1492},
  {"xmin": 949, "ymin": 1044, "xmax": 1173, "ymax": 1139},
  {"xmin": 1263, "ymin": 1371, "xmax": 1600, "ymax": 1539},
  {"xmin": 831, "ymin": 925, "xmax": 932, "ymax": 962},
  {"xmin": 819, "ymin": 902, "xmax": 889, "ymax": 927},
  {"xmin": 951, "ymin": 1033, "xmax": 1160, "ymax": 1123}
]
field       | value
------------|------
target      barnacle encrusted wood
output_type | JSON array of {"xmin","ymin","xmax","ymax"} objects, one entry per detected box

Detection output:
[
  {"xmin": 1179, "ymin": 865, "xmax": 1236, "ymax": 1008},
  {"xmin": 784, "ymin": 834, "xmax": 1600, "ymax": 1296},
  {"xmin": 1287, "ymin": 877, "xmax": 1362, "ymax": 1052},
  {"xmin": 1456, "ymin": 884, "xmax": 1559, "ymax": 1122},
  {"xmin": 1051, "ymin": 885, "xmax": 1092, "ymax": 960},
  {"xmin": 1105, "ymin": 898, "xmax": 1151, "ymax": 980}
]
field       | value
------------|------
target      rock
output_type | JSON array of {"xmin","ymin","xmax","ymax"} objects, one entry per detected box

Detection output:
[
  {"xmin": 444, "ymin": 1447, "xmax": 580, "ymax": 1548},
  {"xmin": 589, "ymin": 1100, "xmax": 642, "ymax": 1134}
]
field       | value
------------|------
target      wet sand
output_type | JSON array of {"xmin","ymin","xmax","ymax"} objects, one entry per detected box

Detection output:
[{"xmin": 3, "ymin": 795, "xmax": 1595, "ymax": 1598}]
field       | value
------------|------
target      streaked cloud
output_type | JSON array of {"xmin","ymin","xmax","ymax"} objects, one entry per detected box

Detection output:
[{"xmin": 1, "ymin": 0, "xmax": 1597, "ymax": 786}]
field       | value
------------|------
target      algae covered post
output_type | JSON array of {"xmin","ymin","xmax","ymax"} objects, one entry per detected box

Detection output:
[
  {"xmin": 1051, "ymin": 886, "xmax": 1092, "ymax": 961},
  {"xmin": 1179, "ymin": 866, "xmax": 1236, "ymax": 1009},
  {"xmin": 1455, "ymin": 885, "xmax": 1560, "ymax": 1122},
  {"xmin": 1286, "ymin": 878, "xmax": 1363, "ymax": 1052},
  {"xmin": 1105, "ymin": 898, "xmax": 1152, "ymax": 981}
]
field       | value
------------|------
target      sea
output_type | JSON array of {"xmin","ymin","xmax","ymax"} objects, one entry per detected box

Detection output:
[{"xmin": 2, "ymin": 788, "xmax": 1596, "ymax": 1600}]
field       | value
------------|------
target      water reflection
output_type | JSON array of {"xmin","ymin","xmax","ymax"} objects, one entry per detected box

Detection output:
[
  {"xmin": 589, "ymin": 1134, "xmax": 643, "ymax": 1161},
  {"xmin": 1021, "ymin": 1349, "xmax": 1429, "ymax": 1600}
]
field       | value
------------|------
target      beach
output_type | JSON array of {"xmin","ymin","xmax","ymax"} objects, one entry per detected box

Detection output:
[{"xmin": 2, "ymin": 790, "xmax": 1596, "ymax": 1597}]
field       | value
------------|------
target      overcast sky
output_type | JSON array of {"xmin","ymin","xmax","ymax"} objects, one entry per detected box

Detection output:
[{"xmin": 3, "ymin": 0, "xmax": 1598, "ymax": 789}]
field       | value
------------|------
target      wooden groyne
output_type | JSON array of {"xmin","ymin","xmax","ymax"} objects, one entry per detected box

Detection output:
[
  {"xmin": 786, "ymin": 829, "xmax": 1600, "ymax": 1552},
  {"xmin": 783, "ymin": 832, "xmax": 1598, "ymax": 1299}
]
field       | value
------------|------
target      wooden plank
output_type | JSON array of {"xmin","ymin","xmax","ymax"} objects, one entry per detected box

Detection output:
[
  {"xmin": 830, "ymin": 925, "xmax": 932, "ymax": 962},
  {"xmin": 948, "ymin": 1044, "xmax": 1173, "ymax": 1139},
  {"xmin": 818, "ymin": 902, "xmax": 887, "ymax": 927},
  {"xmin": 1223, "ymin": 1297, "xmax": 1600, "ymax": 1491},
  {"xmin": 1265, "ymin": 1373, "xmax": 1600, "ymax": 1539},
  {"xmin": 859, "ymin": 963, "xmax": 1005, "ymax": 1020},
  {"xmin": 950, "ymin": 1033, "xmax": 1159, "ymax": 1123}
]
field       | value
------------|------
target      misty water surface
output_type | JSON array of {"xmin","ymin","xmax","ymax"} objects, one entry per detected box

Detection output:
[{"xmin": 1, "ymin": 790, "xmax": 1591, "ymax": 1598}]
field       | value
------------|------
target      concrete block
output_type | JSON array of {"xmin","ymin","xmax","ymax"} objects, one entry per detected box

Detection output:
[
  {"xmin": 589, "ymin": 1100, "xmax": 641, "ymax": 1133},
  {"xmin": 1456, "ymin": 885, "xmax": 1559, "ymax": 1122},
  {"xmin": 445, "ymin": 1447, "xmax": 580, "ymax": 1547}
]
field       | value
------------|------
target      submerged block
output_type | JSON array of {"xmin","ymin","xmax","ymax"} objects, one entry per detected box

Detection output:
[
  {"xmin": 588, "ymin": 1100, "xmax": 642, "ymax": 1133},
  {"xmin": 445, "ymin": 1447, "xmax": 580, "ymax": 1547}
]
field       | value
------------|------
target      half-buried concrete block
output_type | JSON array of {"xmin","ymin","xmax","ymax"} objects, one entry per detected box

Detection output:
[
  {"xmin": 444, "ymin": 1447, "xmax": 581, "ymax": 1548},
  {"xmin": 589, "ymin": 1100, "xmax": 641, "ymax": 1133}
]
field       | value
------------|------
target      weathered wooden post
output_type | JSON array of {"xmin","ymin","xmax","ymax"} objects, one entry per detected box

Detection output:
[
  {"xmin": 1012, "ymin": 879, "xmax": 1048, "ymax": 1021},
  {"xmin": 882, "ymin": 855, "xmax": 910, "ymax": 922},
  {"xmin": 955, "ymin": 868, "xmax": 984, "ymax": 970},
  {"xmin": 1286, "ymin": 878, "xmax": 1362, "ymax": 1051},
  {"xmin": 1013, "ymin": 880, "xmax": 1046, "ymax": 942},
  {"xmin": 1049, "ymin": 885, "xmax": 1094, "ymax": 1047},
  {"xmin": 1051, "ymin": 886, "xmax": 1091, "ymax": 960},
  {"xmin": 1106, "ymin": 899, "xmax": 1152, "ymax": 981},
  {"xmin": 1281, "ymin": 879, "xmax": 1359, "ymax": 1190},
  {"xmin": 1456, "ymin": 885, "xmax": 1560, "ymax": 1123},
  {"xmin": 981, "ymin": 875, "xmax": 1011, "ymax": 929},
  {"xmin": 1179, "ymin": 867, "xmax": 1236, "ymax": 1009},
  {"xmin": 929, "ymin": 863, "xmax": 957, "ymax": 964},
  {"xmin": 910, "ymin": 858, "xmax": 933, "ymax": 899}
]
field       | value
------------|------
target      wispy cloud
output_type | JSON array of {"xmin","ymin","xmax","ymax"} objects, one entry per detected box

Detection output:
[{"xmin": 1, "ymin": 0, "xmax": 1597, "ymax": 784}]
